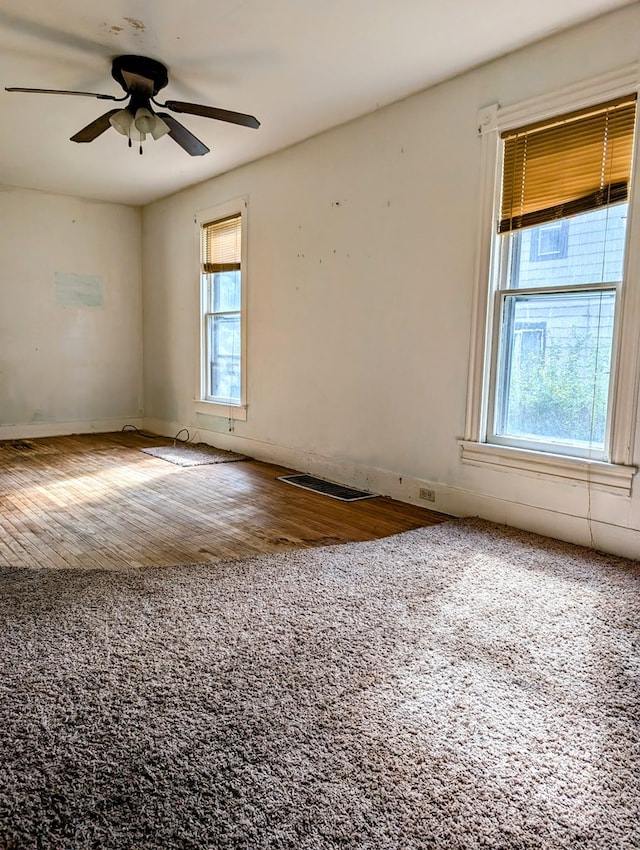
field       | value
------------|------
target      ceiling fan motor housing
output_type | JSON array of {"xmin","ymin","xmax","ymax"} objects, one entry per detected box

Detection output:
[{"xmin": 111, "ymin": 55, "xmax": 169, "ymax": 96}]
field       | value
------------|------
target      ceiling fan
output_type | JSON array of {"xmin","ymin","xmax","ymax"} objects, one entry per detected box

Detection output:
[{"xmin": 5, "ymin": 55, "xmax": 260, "ymax": 156}]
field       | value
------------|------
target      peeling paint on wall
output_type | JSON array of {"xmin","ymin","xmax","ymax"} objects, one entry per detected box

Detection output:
[
  {"xmin": 54, "ymin": 273, "xmax": 104, "ymax": 308},
  {"xmin": 124, "ymin": 17, "xmax": 145, "ymax": 31}
]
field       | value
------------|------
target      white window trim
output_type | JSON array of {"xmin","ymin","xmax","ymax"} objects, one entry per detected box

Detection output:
[
  {"xmin": 462, "ymin": 64, "xmax": 640, "ymax": 495},
  {"xmin": 194, "ymin": 197, "xmax": 248, "ymax": 420},
  {"xmin": 459, "ymin": 441, "xmax": 634, "ymax": 494},
  {"xmin": 194, "ymin": 400, "xmax": 248, "ymax": 422}
]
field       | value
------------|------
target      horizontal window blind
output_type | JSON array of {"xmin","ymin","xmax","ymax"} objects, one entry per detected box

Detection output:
[
  {"xmin": 202, "ymin": 214, "xmax": 241, "ymax": 273},
  {"xmin": 499, "ymin": 95, "xmax": 637, "ymax": 233}
]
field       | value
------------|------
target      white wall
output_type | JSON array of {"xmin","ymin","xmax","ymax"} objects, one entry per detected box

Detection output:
[
  {"xmin": 142, "ymin": 4, "xmax": 640, "ymax": 559},
  {"xmin": 0, "ymin": 187, "xmax": 143, "ymax": 437}
]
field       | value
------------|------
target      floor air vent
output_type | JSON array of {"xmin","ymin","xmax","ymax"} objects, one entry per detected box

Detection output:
[{"xmin": 277, "ymin": 474, "xmax": 378, "ymax": 502}]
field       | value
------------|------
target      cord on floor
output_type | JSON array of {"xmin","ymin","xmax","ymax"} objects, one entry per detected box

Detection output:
[{"xmin": 121, "ymin": 424, "xmax": 190, "ymax": 444}]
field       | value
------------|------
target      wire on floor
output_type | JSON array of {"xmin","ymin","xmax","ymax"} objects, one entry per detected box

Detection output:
[{"xmin": 121, "ymin": 424, "xmax": 190, "ymax": 444}]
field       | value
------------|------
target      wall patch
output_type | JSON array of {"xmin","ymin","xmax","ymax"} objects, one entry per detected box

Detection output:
[{"xmin": 55, "ymin": 273, "xmax": 104, "ymax": 308}]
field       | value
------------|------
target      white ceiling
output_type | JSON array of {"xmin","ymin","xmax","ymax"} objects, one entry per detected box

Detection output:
[{"xmin": 0, "ymin": 0, "xmax": 635, "ymax": 206}]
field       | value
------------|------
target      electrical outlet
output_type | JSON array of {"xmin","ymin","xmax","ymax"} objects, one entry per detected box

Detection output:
[{"xmin": 419, "ymin": 487, "xmax": 436, "ymax": 502}]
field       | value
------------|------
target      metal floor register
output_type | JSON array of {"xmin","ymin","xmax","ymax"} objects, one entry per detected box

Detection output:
[{"xmin": 277, "ymin": 474, "xmax": 378, "ymax": 502}]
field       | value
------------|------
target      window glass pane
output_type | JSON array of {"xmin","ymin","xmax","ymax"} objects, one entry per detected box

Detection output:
[
  {"xmin": 495, "ymin": 290, "xmax": 615, "ymax": 449},
  {"xmin": 211, "ymin": 271, "xmax": 241, "ymax": 312},
  {"xmin": 507, "ymin": 203, "xmax": 628, "ymax": 289},
  {"xmin": 208, "ymin": 314, "xmax": 241, "ymax": 401}
]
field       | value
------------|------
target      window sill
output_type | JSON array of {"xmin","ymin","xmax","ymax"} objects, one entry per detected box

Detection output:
[
  {"xmin": 459, "ymin": 440, "xmax": 636, "ymax": 495},
  {"xmin": 194, "ymin": 400, "xmax": 247, "ymax": 421}
]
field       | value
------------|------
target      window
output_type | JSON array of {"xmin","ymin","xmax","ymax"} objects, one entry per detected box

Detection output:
[
  {"xmin": 198, "ymin": 200, "xmax": 247, "ymax": 416},
  {"xmin": 492, "ymin": 203, "xmax": 626, "ymax": 457},
  {"xmin": 463, "ymin": 69, "xmax": 640, "ymax": 492},
  {"xmin": 529, "ymin": 221, "xmax": 568, "ymax": 261}
]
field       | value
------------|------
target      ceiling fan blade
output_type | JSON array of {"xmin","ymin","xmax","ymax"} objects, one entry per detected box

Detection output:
[
  {"xmin": 5, "ymin": 87, "xmax": 121, "ymax": 101},
  {"xmin": 162, "ymin": 100, "xmax": 260, "ymax": 129},
  {"xmin": 121, "ymin": 70, "xmax": 154, "ymax": 97},
  {"xmin": 70, "ymin": 109, "xmax": 121, "ymax": 143},
  {"xmin": 157, "ymin": 113, "xmax": 210, "ymax": 156}
]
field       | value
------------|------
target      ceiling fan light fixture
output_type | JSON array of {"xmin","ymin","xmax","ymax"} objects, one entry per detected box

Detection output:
[
  {"xmin": 109, "ymin": 108, "xmax": 133, "ymax": 136},
  {"xmin": 150, "ymin": 114, "xmax": 170, "ymax": 140},
  {"xmin": 129, "ymin": 124, "xmax": 146, "ymax": 143},
  {"xmin": 134, "ymin": 107, "xmax": 156, "ymax": 134},
  {"xmin": 110, "ymin": 107, "xmax": 148, "ymax": 145}
]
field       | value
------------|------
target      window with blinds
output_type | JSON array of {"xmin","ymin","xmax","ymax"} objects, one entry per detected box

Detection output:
[
  {"xmin": 201, "ymin": 210, "xmax": 244, "ymax": 405},
  {"xmin": 499, "ymin": 95, "xmax": 636, "ymax": 233},
  {"xmin": 202, "ymin": 214, "xmax": 242, "ymax": 272},
  {"xmin": 486, "ymin": 93, "xmax": 637, "ymax": 459}
]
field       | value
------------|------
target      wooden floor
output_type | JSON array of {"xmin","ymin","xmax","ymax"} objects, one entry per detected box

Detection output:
[{"xmin": 0, "ymin": 431, "xmax": 450, "ymax": 569}]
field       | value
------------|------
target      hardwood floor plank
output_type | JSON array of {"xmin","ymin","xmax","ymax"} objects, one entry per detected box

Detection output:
[{"xmin": 0, "ymin": 433, "xmax": 450, "ymax": 569}]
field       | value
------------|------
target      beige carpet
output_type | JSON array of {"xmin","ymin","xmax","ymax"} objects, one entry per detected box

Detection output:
[{"xmin": 0, "ymin": 518, "xmax": 638, "ymax": 849}]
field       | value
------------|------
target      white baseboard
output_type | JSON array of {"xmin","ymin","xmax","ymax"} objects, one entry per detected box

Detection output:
[
  {"xmin": 143, "ymin": 417, "xmax": 640, "ymax": 560},
  {"xmin": 0, "ymin": 417, "xmax": 144, "ymax": 441}
]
